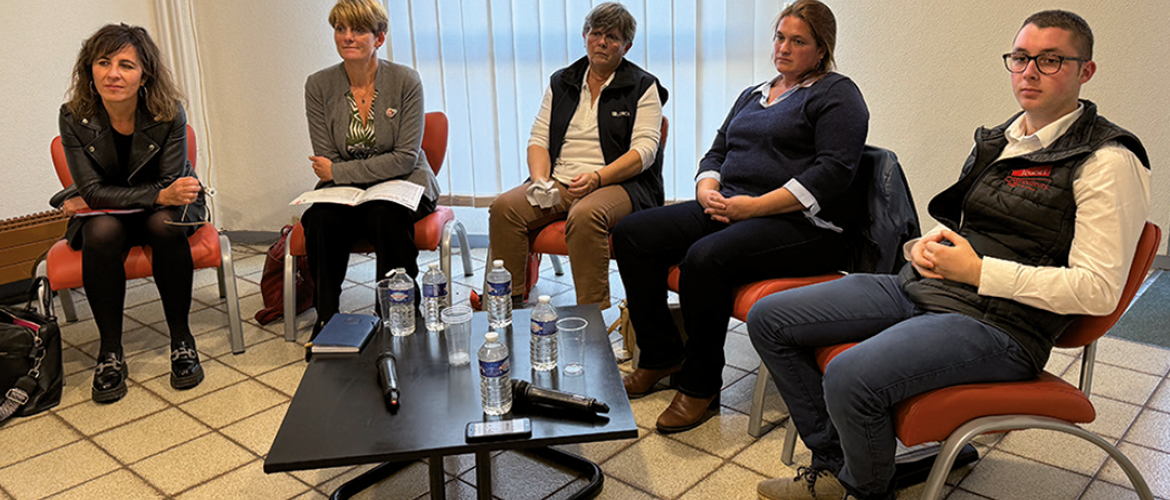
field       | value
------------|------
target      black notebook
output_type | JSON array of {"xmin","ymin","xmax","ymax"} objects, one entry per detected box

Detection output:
[{"xmin": 309, "ymin": 313, "xmax": 379, "ymax": 356}]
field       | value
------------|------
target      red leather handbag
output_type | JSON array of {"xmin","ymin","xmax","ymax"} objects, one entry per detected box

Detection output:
[{"xmin": 254, "ymin": 225, "xmax": 314, "ymax": 325}]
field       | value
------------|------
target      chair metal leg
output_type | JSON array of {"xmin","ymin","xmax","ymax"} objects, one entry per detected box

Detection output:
[
  {"xmin": 918, "ymin": 428, "xmax": 976, "ymax": 500},
  {"xmin": 1080, "ymin": 341, "xmax": 1098, "ymax": 398},
  {"xmin": 749, "ymin": 362, "xmax": 770, "ymax": 438},
  {"xmin": 59, "ymin": 288, "xmax": 78, "ymax": 323},
  {"xmin": 452, "ymin": 219, "xmax": 473, "ymax": 277},
  {"xmin": 781, "ymin": 418, "xmax": 797, "ymax": 466},
  {"xmin": 440, "ymin": 219, "xmax": 474, "ymax": 307},
  {"xmin": 550, "ymin": 255, "xmax": 565, "ymax": 276},
  {"xmin": 1075, "ymin": 427, "xmax": 1155, "ymax": 500},
  {"xmin": 218, "ymin": 233, "xmax": 245, "ymax": 354},
  {"xmin": 440, "ymin": 220, "xmax": 454, "ymax": 302},
  {"xmin": 918, "ymin": 415, "xmax": 1154, "ymax": 500},
  {"xmin": 284, "ymin": 230, "xmax": 298, "ymax": 342},
  {"xmin": 216, "ymin": 260, "xmax": 227, "ymax": 299}
]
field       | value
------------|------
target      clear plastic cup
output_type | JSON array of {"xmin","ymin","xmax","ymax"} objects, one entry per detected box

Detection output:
[
  {"xmin": 441, "ymin": 306, "xmax": 473, "ymax": 366},
  {"xmin": 557, "ymin": 317, "xmax": 588, "ymax": 376}
]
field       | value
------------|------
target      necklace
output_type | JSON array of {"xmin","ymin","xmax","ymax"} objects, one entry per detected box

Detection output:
[{"xmin": 353, "ymin": 82, "xmax": 374, "ymax": 105}]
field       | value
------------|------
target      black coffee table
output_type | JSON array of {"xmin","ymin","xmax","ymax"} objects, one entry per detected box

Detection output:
[{"xmin": 264, "ymin": 305, "xmax": 636, "ymax": 500}]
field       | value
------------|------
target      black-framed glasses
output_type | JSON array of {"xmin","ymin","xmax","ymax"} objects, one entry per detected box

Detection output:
[{"xmin": 1002, "ymin": 53, "xmax": 1088, "ymax": 75}]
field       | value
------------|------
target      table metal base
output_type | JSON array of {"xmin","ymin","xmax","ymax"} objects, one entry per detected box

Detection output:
[{"xmin": 328, "ymin": 447, "xmax": 604, "ymax": 500}]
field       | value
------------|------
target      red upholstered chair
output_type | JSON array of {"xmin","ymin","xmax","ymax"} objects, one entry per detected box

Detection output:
[
  {"xmin": 774, "ymin": 222, "xmax": 1160, "ymax": 500},
  {"xmin": 282, "ymin": 111, "xmax": 472, "ymax": 341},
  {"xmin": 46, "ymin": 125, "xmax": 246, "ymax": 354},
  {"xmin": 665, "ymin": 266, "xmax": 843, "ymax": 437},
  {"xmin": 530, "ymin": 117, "xmax": 669, "ymax": 280}
]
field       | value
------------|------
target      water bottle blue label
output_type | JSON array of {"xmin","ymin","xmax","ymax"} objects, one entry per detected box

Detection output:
[
  {"xmin": 479, "ymin": 357, "xmax": 510, "ymax": 378},
  {"xmin": 423, "ymin": 283, "xmax": 447, "ymax": 298},
  {"xmin": 389, "ymin": 289, "xmax": 414, "ymax": 305},
  {"xmin": 487, "ymin": 281, "xmax": 511, "ymax": 297},
  {"xmin": 531, "ymin": 319, "xmax": 557, "ymax": 337}
]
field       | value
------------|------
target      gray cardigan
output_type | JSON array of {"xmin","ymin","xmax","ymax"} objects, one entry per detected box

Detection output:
[{"xmin": 304, "ymin": 59, "xmax": 439, "ymax": 201}]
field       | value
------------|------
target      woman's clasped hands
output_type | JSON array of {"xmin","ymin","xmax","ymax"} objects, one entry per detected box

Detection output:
[{"xmin": 699, "ymin": 189, "xmax": 760, "ymax": 224}]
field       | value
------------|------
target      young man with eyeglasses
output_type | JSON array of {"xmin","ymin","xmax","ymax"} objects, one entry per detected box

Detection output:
[{"xmin": 746, "ymin": 10, "xmax": 1149, "ymax": 500}]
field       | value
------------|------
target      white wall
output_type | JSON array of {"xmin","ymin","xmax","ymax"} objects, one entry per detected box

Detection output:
[
  {"xmin": 189, "ymin": 1, "xmax": 347, "ymax": 231},
  {"xmin": 3, "ymin": 1, "xmax": 1167, "ymax": 250},
  {"xmin": 0, "ymin": 0, "xmax": 157, "ymax": 219},
  {"xmin": 832, "ymin": 1, "xmax": 1170, "ymax": 237}
]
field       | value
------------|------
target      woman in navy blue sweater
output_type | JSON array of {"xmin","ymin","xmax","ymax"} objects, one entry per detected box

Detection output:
[{"xmin": 612, "ymin": 0, "xmax": 868, "ymax": 433}]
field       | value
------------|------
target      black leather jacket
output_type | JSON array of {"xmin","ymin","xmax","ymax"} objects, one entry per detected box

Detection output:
[{"xmin": 54, "ymin": 103, "xmax": 205, "ymax": 242}]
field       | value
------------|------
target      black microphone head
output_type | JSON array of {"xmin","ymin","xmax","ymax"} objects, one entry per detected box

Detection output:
[
  {"xmin": 511, "ymin": 380, "xmax": 530, "ymax": 406},
  {"xmin": 511, "ymin": 379, "xmax": 528, "ymax": 393}
]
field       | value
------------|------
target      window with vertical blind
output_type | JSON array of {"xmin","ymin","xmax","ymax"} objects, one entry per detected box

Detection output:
[{"xmin": 385, "ymin": 0, "xmax": 791, "ymax": 205}]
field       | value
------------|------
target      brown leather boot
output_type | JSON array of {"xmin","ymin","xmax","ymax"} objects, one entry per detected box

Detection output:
[
  {"xmin": 656, "ymin": 392, "xmax": 720, "ymax": 433},
  {"xmin": 622, "ymin": 364, "xmax": 682, "ymax": 399}
]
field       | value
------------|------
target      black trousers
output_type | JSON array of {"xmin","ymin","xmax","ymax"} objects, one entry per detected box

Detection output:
[
  {"xmin": 75, "ymin": 209, "xmax": 196, "ymax": 356},
  {"xmin": 301, "ymin": 198, "xmax": 436, "ymax": 326},
  {"xmin": 612, "ymin": 200, "xmax": 845, "ymax": 397}
]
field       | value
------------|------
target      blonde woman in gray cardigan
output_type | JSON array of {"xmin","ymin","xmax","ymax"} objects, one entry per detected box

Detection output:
[{"xmin": 302, "ymin": 0, "xmax": 439, "ymax": 338}]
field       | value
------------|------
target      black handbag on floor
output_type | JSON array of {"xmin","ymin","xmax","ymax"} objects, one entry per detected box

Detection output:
[{"xmin": 0, "ymin": 277, "xmax": 63, "ymax": 422}]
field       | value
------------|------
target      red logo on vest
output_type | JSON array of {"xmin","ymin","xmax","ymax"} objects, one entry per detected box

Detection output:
[{"xmin": 1005, "ymin": 165, "xmax": 1052, "ymax": 191}]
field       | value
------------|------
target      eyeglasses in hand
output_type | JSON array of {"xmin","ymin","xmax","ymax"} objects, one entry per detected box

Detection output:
[{"xmin": 163, "ymin": 183, "xmax": 214, "ymax": 227}]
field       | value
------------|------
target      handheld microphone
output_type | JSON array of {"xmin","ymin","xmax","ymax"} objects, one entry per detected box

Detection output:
[
  {"xmin": 377, "ymin": 351, "xmax": 399, "ymax": 412},
  {"xmin": 511, "ymin": 379, "xmax": 609, "ymax": 414}
]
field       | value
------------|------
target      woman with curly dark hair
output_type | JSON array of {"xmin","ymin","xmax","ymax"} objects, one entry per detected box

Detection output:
[{"xmin": 56, "ymin": 23, "xmax": 205, "ymax": 403}]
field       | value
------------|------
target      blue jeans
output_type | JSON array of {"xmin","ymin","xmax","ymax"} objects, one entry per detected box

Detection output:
[{"xmin": 746, "ymin": 274, "xmax": 1036, "ymax": 499}]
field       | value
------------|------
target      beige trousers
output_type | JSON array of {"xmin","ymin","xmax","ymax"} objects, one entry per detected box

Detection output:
[{"xmin": 488, "ymin": 180, "xmax": 632, "ymax": 310}]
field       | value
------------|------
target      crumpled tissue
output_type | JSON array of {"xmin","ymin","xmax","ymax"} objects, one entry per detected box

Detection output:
[{"xmin": 525, "ymin": 179, "xmax": 561, "ymax": 208}]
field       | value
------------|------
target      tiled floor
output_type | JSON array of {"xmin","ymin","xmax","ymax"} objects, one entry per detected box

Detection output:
[{"xmin": 2, "ymin": 241, "xmax": 1170, "ymax": 499}]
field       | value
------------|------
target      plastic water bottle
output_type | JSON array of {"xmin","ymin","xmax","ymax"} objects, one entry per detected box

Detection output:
[
  {"xmin": 387, "ymin": 268, "xmax": 415, "ymax": 336},
  {"xmin": 486, "ymin": 259, "xmax": 513, "ymax": 328},
  {"xmin": 421, "ymin": 263, "xmax": 447, "ymax": 332},
  {"xmin": 478, "ymin": 331, "xmax": 512, "ymax": 415},
  {"xmin": 530, "ymin": 295, "xmax": 558, "ymax": 371}
]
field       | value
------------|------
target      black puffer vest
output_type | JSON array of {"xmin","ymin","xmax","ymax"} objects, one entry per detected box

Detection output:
[
  {"xmin": 901, "ymin": 100, "xmax": 1149, "ymax": 369},
  {"xmin": 547, "ymin": 57, "xmax": 669, "ymax": 212}
]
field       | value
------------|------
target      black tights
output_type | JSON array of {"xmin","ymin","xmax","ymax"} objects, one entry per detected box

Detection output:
[
  {"xmin": 302, "ymin": 199, "xmax": 434, "ymax": 327},
  {"xmin": 80, "ymin": 210, "xmax": 195, "ymax": 357}
]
